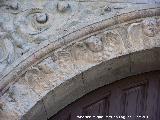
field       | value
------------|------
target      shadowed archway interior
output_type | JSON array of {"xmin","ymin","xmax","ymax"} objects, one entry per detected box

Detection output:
[{"xmin": 51, "ymin": 70, "xmax": 160, "ymax": 120}]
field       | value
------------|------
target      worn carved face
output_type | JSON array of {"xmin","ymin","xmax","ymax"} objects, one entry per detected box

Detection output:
[{"xmin": 142, "ymin": 18, "xmax": 159, "ymax": 37}]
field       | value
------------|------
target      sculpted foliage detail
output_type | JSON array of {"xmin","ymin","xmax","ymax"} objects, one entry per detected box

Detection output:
[
  {"xmin": 128, "ymin": 18, "xmax": 160, "ymax": 51},
  {"xmin": 0, "ymin": 0, "xmax": 158, "ymax": 79},
  {"xmin": 142, "ymin": 18, "xmax": 159, "ymax": 37},
  {"xmin": 0, "ymin": 26, "xmax": 15, "ymax": 74},
  {"xmin": 0, "ymin": 0, "xmax": 73, "ymax": 77},
  {"xmin": 22, "ymin": 17, "xmax": 160, "ymax": 80},
  {"xmin": 0, "ymin": 0, "xmax": 159, "ymax": 84},
  {"xmin": 85, "ymin": 36, "xmax": 103, "ymax": 53}
]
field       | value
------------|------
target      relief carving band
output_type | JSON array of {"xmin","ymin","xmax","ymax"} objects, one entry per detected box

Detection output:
[
  {"xmin": 128, "ymin": 18, "xmax": 160, "ymax": 51},
  {"xmin": 85, "ymin": 36, "xmax": 103, "ymax": 53},
  {"xmin": 102, "ymin": 31, "xmax": 126, "ymax": 57},
  {"xmin": 57, "ymin": 1, "xmax": 70, "ymax": 13},
  {"xmin": 141, "ymin": 18, "xmax": 159, "ymax": 37},
  {"xmin": 24, "ymin": 67, "xmax": 46, "ymax": 92},
  {"xmin": 70, "ymin": 35, "xmax": 104, "ymax": 63}
]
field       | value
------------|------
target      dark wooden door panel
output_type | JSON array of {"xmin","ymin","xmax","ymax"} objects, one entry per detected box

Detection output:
[
  {"xmin": 145, "ymin": 72, "xmax": 160, "ymax": 120},
  {"xmin": 82, "ymin": 97, "xmax": 110, "ymax": 120},
  {"xmin": 52, "ymin": 110, "xmax": 71, "ymax": 120},
  {"xmin": 83, "ymin": 98, "xmax": 106, "ymax": 116},
  {"xmin": 50, "ymin": 71, "xmax": 160, "ymax": 120},
  {"xmin": 121, "ymin": 85, "xmax": 147, "ymax": 120},
  {"xmin": 108, "ymin": 88, "xmax": 122, "ymax": 118}
]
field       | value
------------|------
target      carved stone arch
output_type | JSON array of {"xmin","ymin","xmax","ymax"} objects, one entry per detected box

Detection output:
[
  {"xmin": 0, "ymin": 1, "xmax": 160, "ymax": 120},
  {"xmin": 22, "ymin": 47, "xmax": 160, "ymax": 120}
]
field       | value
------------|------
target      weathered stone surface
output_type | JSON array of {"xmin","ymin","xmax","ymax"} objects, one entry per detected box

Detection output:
[
  {"xmin": 130, "ymin": 48, "xmax": 160, "ymax": 75},
  {"xmin": 43, "ymin": 73, "xmax": 85, "ymax": 118},
  {"xmin": 85, "ymin": 36, "xmax": 103, "ymax": 52},
  {"xmin": 82, "ymin": 55, "xmax": 131, "ymax": 94},
  {"xmin": 0, "ymin": 0, "xmax": 159, "ymax": 119},
  {"xmin": 22, "ymin": 100, "xmax": 47, "ymax": 120}
]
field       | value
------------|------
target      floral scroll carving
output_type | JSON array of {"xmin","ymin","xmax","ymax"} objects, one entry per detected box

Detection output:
[
  {"xmin": 69, "ymin": 35, "xmax": 103, "ymax": 63},
  {"xmin": 24, "ymin": 67, "xmax": 43, "ymax": 82},
  {"xmin": 14, "ymin": 8, "xmax": 52, "ymax": 36},
  {"xmin": 57, "ymin": 1, "xmax": 71, "ymax": 13},
  {"xmin": 52, "ymin": 29, "xmax": 128, "ymax": 64},
  {"xmin": 128, "ymin": 18, "xmax": 160, "ymax": 38},
  {"xmin": 0, "ymin": 26, "xmax": 15, "ymax": 74},
  {"xmin": 102, "ymin": 31, "xmax": 126, "ymax": 57},
  {"xmin": 128, "ymin": 18, "xmax": 160, "ymax": 50},
  {"xmin": 141, "ymin": 18, "xmax": 159, "ymax": 37}
]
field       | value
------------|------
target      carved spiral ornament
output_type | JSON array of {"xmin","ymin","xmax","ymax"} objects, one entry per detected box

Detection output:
[{"xmin": 14, "ymin": 8, "xmax": 52, "ymax": 35}]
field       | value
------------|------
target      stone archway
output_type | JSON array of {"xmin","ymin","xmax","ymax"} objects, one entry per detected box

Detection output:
[
  {"xmin": 0, "ymin": 1, "xmax": 160, "ymax": 120},
  {"xmin": 51, "ymin": 70, "xmax": 160, "ymax": 120},
  {"xmin": 21, "ymin": 48, "xmax": 160, "ymax": 120}
]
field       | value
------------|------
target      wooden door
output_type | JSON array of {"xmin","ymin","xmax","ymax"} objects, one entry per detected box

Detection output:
[{"xmin": 50, "ymin": 71, "xmax": 160, "ymax": 120}]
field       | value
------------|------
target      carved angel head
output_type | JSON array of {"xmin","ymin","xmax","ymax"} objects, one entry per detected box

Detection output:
[{"xmin": 141, "ymin": 18, "xmax": 159, "ymax": 37}]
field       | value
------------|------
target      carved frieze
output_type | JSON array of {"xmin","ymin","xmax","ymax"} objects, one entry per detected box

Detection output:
[
  {"xmin": 142, "ymin": 18, "xmax": 159, "ymax": 37},
  {"xmin": 0, "ymin": 0, "xmax": 158, "ymax": 78},
  {"xmin": 37, "ymin": 57, "xmax": 57, "ymax": 74},
  {"xmin": 39, "ymin": 17, "xmax": 160, "ymax": 70},
  {"xmin": 24, "ymin": 66, "xmax": 52, "ymax": 94},
  {"xmin": 128, "ymin": 18, "xmax": 160, "ymax": 51},
  {"xmin": 70, "ymin": 39, "xmax": 103, "ymax": 63},
  {"xmin": 102, "ymin": 31, "xmax": 126, "ymax": 57},
  {"xmin": 85, "ymin": 36, "xmax": 103, "ymax": 53},
  {"xmin": 57, "ymin": 1, "xmax": 71, "ymax": 13},
  {"xmin": 52, "ymin": 30, "xmax": 126, "ymax": 64}
]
